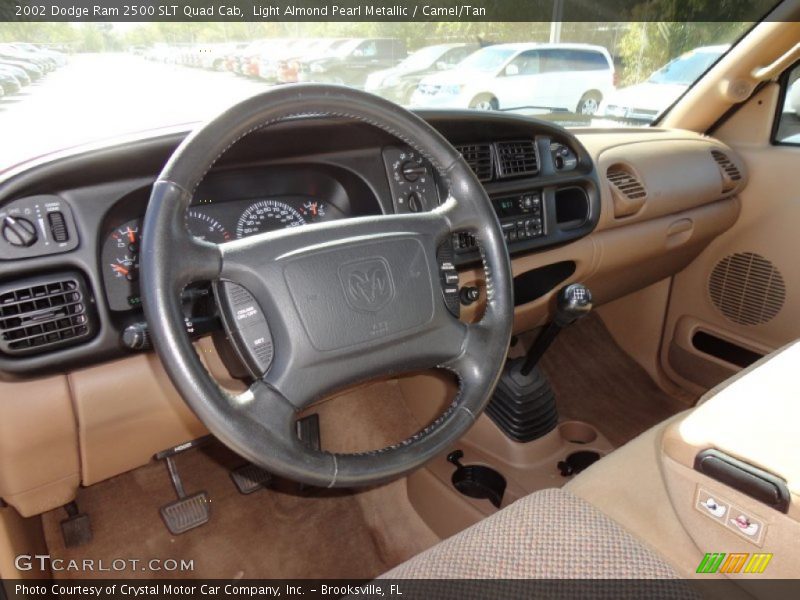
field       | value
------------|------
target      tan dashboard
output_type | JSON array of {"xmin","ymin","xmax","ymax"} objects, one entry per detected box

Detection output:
[{"xmin": 0, "ymin": 127, "xmax": 747, "ymax": 517}]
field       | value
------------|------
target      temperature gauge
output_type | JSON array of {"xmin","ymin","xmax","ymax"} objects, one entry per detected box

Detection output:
[
  {"xmin": 300, "ymin": 200, "xmax": 327, "ymax": 222},
  {"xmin": 101, "ymin": 219, "xmax": 143, "ymax": 311}
]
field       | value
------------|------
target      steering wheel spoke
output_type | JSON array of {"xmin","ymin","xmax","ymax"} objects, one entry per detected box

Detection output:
[{"xmin": 146, "ymin": 180, "xmax": 222, "ymax": 291}]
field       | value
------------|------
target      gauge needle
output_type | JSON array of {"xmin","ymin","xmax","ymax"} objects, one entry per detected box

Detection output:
[
  {"xmin": 126, "ymin": 227, "xmax": 136, "ymax": 243},
  {"xmin": 111, "ymin": 264, "xmax": 129, "ymax": 276}
]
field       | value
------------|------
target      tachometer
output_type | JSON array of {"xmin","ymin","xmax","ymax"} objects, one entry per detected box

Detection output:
[
  {"xmin": 236, "ymin": 199, "xmax": 306, "ymax": 239},
  {"xmin": 186, "ymin": 210, "xmax": 230, "ymax": 243}
]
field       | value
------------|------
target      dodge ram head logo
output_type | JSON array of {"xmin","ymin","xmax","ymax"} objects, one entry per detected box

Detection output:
[{"xmin": 340, "ymin": 258, "xmax": 395, "ymax": 312}]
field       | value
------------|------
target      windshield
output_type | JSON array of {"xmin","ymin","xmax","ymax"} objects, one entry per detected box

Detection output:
[
  {"xmin": 648, "ymin": 49, "xmax": 728, "ymax": 85},
  {"xmin": 0, "ymin": 19, "xmax": 755, "ymax": 168}
]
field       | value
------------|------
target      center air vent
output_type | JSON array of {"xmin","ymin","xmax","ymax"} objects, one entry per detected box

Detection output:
[
  {"xmin": 455, "ymin": 143, "xmax": 493, "ymax": 182},
  {"xmin": 496, "ymin": 140, "xmax": 538, "ymax": 178},
  {"xmin": 711, "ymin": 149, "xmax": 742, "ymax": 193},
  {"xmin": 0, "ymin": 272, "xmax": 95, "ymax": 357}
]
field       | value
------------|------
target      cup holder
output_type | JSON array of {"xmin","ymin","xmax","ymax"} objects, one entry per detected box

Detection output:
[
  {"xmin": 447, "ymin": 450, "xmax": 506, "ymax": 508},
  {"xmin": 559, "ymin": 421, "xmax": 598, "ymax": 444},
  {"xmin": 557, "ymin": 451, "xmax": 601, "ymax": 477}
]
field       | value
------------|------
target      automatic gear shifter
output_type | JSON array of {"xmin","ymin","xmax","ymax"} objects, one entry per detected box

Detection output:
[{"xmin": 486, "ymin": 284, "xmax": 593, "ymax": 442}]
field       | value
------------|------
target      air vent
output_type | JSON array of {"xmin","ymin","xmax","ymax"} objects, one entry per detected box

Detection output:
[
  {"xmin": 495, "ymin": 140, "xmax": 538, "ymax": 178},
  {"xmin": 455, "ymin": 143, "xmax": 493, "ymax": 182},
  {"xmin": 711, "ymin": 149, "xmax": 742, "ymax": 193},
  {"xmin": 607, "ymin": 167, "xmax": 646, "ymax": 200},
  {"xmin": 0, "ymin": 273, "xmax": 95, "ymax": 357},
  {"xmin": 709, "ymin": 252, "xmax": 785, "ymax": 326}
]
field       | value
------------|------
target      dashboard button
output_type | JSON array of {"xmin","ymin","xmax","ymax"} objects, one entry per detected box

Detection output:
[
  {"xmin": 2, "ymin": 216, "xmax": 37, "ymax": 247},
  {"xmin": 235, "ymin": 320, "xmax": 274, "ymax": 374}
]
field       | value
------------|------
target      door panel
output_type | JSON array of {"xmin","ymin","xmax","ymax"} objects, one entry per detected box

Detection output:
[{"xmin": 661, "ymin": 81, "xmax": 800, "ymax": 393}]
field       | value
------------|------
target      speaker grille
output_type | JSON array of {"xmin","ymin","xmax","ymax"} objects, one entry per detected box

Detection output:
[{"xmin": 708, "ymin": 252, "xmax": 785, "ymax": 326}]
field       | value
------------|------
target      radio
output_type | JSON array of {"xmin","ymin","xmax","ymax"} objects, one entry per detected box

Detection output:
[{"xmin": 452, "ymin": 190, "xmax": 544, "ymax": 252}]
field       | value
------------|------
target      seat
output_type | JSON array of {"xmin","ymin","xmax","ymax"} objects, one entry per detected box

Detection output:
[{"xmin": 381, "ymin": 487, "xmax": 679, "ymax": 579}]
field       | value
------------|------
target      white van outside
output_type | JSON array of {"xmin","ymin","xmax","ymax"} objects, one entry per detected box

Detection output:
[{"xmin": 410, "ymin": 43, "xmax": 616, "ymax": 114}]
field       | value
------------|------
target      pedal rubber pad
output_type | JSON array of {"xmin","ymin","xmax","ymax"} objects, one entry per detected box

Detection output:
[
  {"xmin": 230, "ymin": 463, "xmax": 272, "ymax": 495},
  {"xmin": 61, "ymin": 513, "xmax": 92, "ymax": 548},
  {"xmin": 160, "ymin": 491, "xmax": 210, "ymax": 535}
]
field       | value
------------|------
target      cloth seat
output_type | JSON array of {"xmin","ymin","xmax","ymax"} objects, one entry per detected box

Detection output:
[{"xmin": 381, "ymin": 487, "xmax": 680, "ymax": 579}]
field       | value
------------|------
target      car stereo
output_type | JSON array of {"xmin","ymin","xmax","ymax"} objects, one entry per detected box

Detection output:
[{"xmin": 452, "ymin": 190, "xmax": 544, "ymax": 252}]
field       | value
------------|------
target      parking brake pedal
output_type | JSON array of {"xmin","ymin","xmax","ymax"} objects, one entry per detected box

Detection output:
[
  {"xmin": 60, "ymin": 501, "xmax": 92, "ymax": 548},
  {"xmin": 156, "ymin": 437, "xmax": 211, "ymax": 535}
]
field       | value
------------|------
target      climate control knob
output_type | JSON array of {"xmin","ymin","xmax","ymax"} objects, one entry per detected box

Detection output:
[{"xmin": 1, "ymin": 216, "xmax": 37, "ymax": 247}]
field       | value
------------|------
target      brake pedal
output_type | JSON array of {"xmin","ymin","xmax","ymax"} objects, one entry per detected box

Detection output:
[
  {"xmin": 60, "ymin": 501, "xmax": 92, "ymax": 548},
  {"xmin": 156, "ymin": 437, "xmax": 211, "ymax": 535},
  {"xmin": 230, "ymin": 463, "xmax": 272, "ymax": 494}
]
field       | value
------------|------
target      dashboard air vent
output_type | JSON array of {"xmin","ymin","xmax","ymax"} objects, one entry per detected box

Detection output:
[
  {"xmin": 607, "ymin": 167, "xmax": 647, "ymax": 201},
  {"xmin": 495, "ymin": 140, "xmax": 538, "ymax": 178},
  {"xmin": 711, "ymin": 149, "xmax": 742, "ymax": 193},
  {"xmin": 455, "ymin": 143, "xmax": 493, "ymax": 182},
  {"xmin": 0, "ymin": 272, "xmax": 95, "ymax": 357}
]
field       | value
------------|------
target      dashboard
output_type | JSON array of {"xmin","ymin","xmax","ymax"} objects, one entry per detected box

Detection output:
[
  {"xmin": 0, "ymin": 110, "xmax": 743, "ymax": 379},
  {"xmin": 0, "ymin": 113, "xmax": 603, "ymax": 376}
]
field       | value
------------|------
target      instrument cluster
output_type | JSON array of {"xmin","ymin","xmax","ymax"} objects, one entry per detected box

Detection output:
[{"xmin": 101, "ymin": 194, "xmax": 345, "ymax": 311}]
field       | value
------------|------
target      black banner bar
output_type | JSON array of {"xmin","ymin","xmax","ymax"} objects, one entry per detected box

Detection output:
[
  {"xmin": 0, "ymin": 0, "xmax": 785, "ymax": 23},
  {"xmin": 5, "ymin": 579, "xmax": 800, "ymax": 600}
]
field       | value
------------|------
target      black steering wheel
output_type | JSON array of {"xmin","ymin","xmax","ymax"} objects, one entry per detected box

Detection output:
[{"xmin": 140, "ymin": 85, "xmax": 513, "ymax": 488}]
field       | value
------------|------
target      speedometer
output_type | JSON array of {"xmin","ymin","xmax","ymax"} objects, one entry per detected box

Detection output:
[{"xmin": 235, "ymin": 200, "xmax": 306, "ymax": 238}]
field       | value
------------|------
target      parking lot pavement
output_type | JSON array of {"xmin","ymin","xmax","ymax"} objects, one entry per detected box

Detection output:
[{"xmin": 0, "ymin": 53, "xmax": 270, "ymax": 170}]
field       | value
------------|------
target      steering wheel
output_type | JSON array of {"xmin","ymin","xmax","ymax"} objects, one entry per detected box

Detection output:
[{"xmin": 140, "ymin": 85, "xmax": 513, "ymax": 488}]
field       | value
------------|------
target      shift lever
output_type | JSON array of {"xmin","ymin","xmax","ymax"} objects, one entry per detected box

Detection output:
[
  {"xmin": 487, "ymin": 283, "xmax": 593, "ymax": 443},
  {"xmin": 519, "ymin": 283, "xmax": 593, "ymax": 376}
]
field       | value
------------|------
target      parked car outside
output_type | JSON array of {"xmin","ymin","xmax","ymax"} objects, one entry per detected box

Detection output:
[
  {"xmin": 256, "ymin": 38, "xmax": 315, "ymax": 83},
  {"xmin": 0, "ymin": 44, "xmax": 54, "ymax": 72},
  {"xmin": 364, "ymin": 42, "xmax": 480, "ymax": 104},
  {"xmin": 0, "ymin": 63, "xmax": 30, "ymax": 86},
  {"xmin": 411, "ymin": 43, "xmax": 615, "ymax": 113},
  {"xmin": 199, "ymin": 42, "xmax": 248, "ymax": 71},
  {"xmin": 273, "ymin": 39, "xmax": 351, "ymax": 84},
  {"xmin": 11, "ymin": 43, "xmax": 66, "ymax": 67},
  {"xmin": 0, "ymin": 55, "xmax": 42, "ymax": 80},
  {"xmin": 0, "ymin": 70, "xmax": 21, "ymax": 95},
  {"xmin": 300, "ymin": 38, "xmax": 407, "ymax": 88},
  {"xmin": 601, "ymin": 45, "xmax": 729, "ymax": 122},
  {"xmin": 231, "ymin": 39, "xmax": 286, "ymax": 77}
]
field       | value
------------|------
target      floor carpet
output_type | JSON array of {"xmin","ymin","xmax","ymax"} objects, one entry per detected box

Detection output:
[
  {"xmin": 41, "ymin": 380, "xmax": 439, "ymax": 580},
  {"xmin": 538, "ymin": 313, "xmax": 693, "ymax": 447}
]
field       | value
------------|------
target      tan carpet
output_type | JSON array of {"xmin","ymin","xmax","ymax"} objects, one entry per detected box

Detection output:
[
  {"xmin": 41, "ymin": 380, "xmax": 439, "ymax": 580},
  {"xmin": 538, "ymin": 314, "xmax": 693, "ymax": 447}
]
